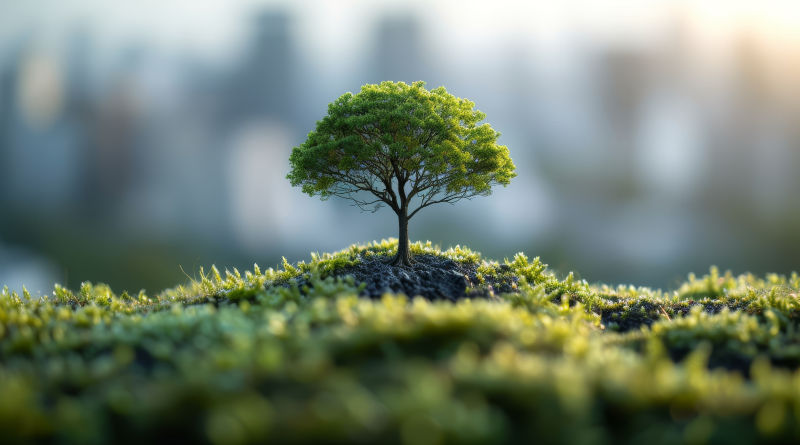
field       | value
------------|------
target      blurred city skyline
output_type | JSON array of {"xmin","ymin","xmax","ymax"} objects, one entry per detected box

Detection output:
[{"xmin": 2, "ymin": 0, "xmax": 800, "ymax": 294}]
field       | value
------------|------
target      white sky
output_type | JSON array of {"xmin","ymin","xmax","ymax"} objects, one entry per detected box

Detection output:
[{"xmin": 3, "ymin": 0, "xmax": 799, "ymax": 65}]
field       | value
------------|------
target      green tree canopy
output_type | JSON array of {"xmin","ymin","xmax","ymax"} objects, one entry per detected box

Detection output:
[{"xmin": 287, "ymin": 81, "xmax": 516, "ymax": 266}]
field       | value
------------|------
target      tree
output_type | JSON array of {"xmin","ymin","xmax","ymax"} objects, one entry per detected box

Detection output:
[{"xmin": 287, "ymin": 81, "xmax": 516, "ymax": 267}]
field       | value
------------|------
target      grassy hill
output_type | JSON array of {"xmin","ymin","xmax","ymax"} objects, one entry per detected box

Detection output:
[{"xmin": 2, "ymin": 240, "xmax": 800, "ymax": 444}]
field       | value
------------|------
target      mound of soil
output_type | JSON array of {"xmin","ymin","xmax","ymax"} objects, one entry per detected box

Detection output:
[{"xmin": 307, "ymin": 254, "xmax": 514, "ymax": 301}]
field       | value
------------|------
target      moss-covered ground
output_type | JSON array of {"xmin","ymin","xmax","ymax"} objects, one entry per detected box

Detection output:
[{"xmin": 2, "ymin": 240, "xmax": 800, "ymax": 444}]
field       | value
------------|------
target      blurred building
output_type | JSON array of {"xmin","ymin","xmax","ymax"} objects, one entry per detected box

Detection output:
[
  {"xmin": 226, "ymin": 11, "xmax": 294, "ymax": 124},
  {"xmin": 372, "ymin": 15, "xmax": 430, "ymax": 85}
]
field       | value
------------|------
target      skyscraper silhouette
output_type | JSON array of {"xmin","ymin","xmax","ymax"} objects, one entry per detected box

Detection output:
[
  {"xmin": 228, "ymin": 11, "xmax": 293, "ymax": 123},
  {"xmin": 372, "ymin": 15, "xmax": 430, "ymax": 85}
]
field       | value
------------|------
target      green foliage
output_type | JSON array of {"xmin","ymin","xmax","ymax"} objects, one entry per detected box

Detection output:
[
  {"xmin": 287, "ymin": 81, "xmax": 516, "ymax": 213},
  {"xmin": 2, "ymin": 242, "xmax": 800, "ymax": 444}
]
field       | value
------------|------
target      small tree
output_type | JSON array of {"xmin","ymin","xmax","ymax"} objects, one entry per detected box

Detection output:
[{"xmin": 287, "ymin": 81, "xmax": 516, "ymax": 267}]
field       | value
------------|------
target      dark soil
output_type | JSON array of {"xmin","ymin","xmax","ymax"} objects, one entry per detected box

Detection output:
[{"xmin": 302, "ymin": 254, "xmax": 512, "ymax": 302}]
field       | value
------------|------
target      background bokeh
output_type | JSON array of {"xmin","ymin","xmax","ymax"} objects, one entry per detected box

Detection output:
[{"xmin": 1, "ymin": 0, "xmax": 800, "ymax": 295}]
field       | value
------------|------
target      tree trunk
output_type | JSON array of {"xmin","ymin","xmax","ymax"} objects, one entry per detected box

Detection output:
[{"xmin": 387, "ymin": 211, "xmax": 413, "ymax": 267}]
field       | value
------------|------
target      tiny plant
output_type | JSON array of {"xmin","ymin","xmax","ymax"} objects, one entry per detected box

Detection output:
[{"xmin": 287, "ymin": 81, "xmax": 516, "ymax": 267}]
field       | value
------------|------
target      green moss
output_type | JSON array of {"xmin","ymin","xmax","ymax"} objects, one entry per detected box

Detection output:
[{"xmin": 2, "ymin": 240, "xmax": 800, "ymax": 444}]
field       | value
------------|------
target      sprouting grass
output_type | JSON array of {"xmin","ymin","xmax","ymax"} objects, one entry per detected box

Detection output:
[{"xmin": 1, "ymin": 239, "xmax": 800, "ymax": 444}]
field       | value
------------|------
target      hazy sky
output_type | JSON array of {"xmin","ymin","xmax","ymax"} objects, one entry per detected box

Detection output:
[{"xmin": 3, "ymin": 0, "xmax": 799, "ymax": 66}]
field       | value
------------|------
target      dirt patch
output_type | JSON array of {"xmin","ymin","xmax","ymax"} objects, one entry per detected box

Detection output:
[{"xmin": 302, "ymin": 254, "xmax": 504, "ymax": 301}]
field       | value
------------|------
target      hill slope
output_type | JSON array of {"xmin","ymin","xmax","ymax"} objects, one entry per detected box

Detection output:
[{"xmin": 2, "ymin": 240, "xmax": 800, "ymax": 444}]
